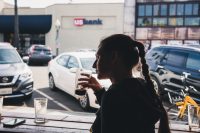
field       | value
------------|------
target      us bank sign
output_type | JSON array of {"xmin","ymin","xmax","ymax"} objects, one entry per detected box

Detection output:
[{"xmin": 74, "ymin": 18, "xmax": 102, "ymax": 26}]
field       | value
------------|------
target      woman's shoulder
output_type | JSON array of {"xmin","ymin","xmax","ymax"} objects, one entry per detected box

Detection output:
[{"xmin": 105, "ymin": 78, "xmax": 143, "ymax": 95}]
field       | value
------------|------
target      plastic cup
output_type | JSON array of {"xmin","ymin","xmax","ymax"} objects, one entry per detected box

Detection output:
[
  {"xmin": 34, "ymin": 98, "xmax": 48, "ymax": 124},
  {"xmin": 75, "ymin": 68, "xmax": 92, "ymax": 95}
]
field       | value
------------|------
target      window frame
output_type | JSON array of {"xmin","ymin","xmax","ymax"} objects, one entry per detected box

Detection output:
[{"xmin": 136, "ymin": 1, "xmax": 200, "ymax": 28}]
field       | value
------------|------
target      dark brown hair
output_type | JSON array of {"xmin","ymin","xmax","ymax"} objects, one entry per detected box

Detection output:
[{"xmin": 99, "ymin": 34, "xmax": 171, "ymax": 133}]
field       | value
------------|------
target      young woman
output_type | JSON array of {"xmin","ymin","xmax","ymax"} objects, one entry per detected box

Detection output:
[{"xmin": 78, "ymin": 34, "xmax": 171, "ymax": 133}]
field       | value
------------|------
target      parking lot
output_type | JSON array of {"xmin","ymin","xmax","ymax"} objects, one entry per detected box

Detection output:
[{"xmin": 4, "ymin": 66, "xmax": 96, "ymax": 113}]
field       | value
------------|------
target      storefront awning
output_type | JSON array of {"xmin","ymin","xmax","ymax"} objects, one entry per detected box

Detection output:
[{"xmin": 0, "ymin": 15, "xmax": 52, "ymax": 34}]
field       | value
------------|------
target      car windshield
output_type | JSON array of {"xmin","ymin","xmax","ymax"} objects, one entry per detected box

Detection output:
[
  {"xmin": 0, "ymin": 49, "xmax": 22, "ymax": 64},
  {"xmin": 80, "ymin": 57, "xmax": 96, "ymax": 73}
]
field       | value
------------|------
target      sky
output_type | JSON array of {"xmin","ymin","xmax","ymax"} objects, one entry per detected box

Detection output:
[{"xmin": 5, "ymin": 0, "xmax": 124, "ymax": 8}]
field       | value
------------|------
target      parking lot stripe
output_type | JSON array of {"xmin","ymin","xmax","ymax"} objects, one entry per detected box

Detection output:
[{"xmin": 35, "ymin": 89, "xmax": 73, "ymax": 112}]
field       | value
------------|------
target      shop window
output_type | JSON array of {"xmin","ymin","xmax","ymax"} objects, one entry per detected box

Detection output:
[
  {"xmin": 138, "ymin": 5, "xmax": 145, "ymax": 16},
  {"xmin": 169, "ymin": 18, "xmax": 183, "ymax": 26},
  {"xmin": 137, "ymin": 18, "xmax": 152, "ymax": 26},
  {"xmin": 137, "ymin": 2, "xmax": 199, "ymax": 27},
  {"xmin": 169, "ymin": 4, "xmax": 176, "ymax": 16},
  {"xmin": 177, "ymin": 4, "xmax": 184, "ymax": 16},
  {"xmin": 153, "ymin": 18, "xmax": 167, "ymax": 26},
  {"xmin": 185, "ymin": 4, "xmax": 193, "ymax": 15},
  {"xmin": 146, "ymin": 5, "xmax": 152, "ymax": 16},
  {"xmin": 153, "ymin": 4, "xmax": 159, "ymax": 16},
  {"xmin": 185, "ymin": 17, "xmax": 200, "ymax": 26},
  {"xmin": 160, "ymin": 4, "xmax": 167, "ymax": 16},
  {"xmin": 193, "ymin": 4, "xmax": 199, "ymax": 15}
]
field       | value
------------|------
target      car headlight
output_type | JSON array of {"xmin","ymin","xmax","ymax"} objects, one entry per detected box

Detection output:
[{"xmin": 19, "ymin": 72, "xmax": 32, "ymax": 80}]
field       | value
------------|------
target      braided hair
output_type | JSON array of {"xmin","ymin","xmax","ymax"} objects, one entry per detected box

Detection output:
[
  {"xmin": 99, "ymin": 34, "xmax": 171, "ymax": 133},
  {"xmin": 135, "ymin": 41, "xmax": 171, "ymax": 133}
]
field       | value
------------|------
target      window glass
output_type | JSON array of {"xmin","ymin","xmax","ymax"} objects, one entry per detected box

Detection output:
[
  {"xmin": 186, "ymin": 52, "xmax": 200, "ymax": 71},
  {"xmin": 193, "ymin": 4, "xmax": 199, "ymax": 15},
  {"xmin": 153, "ymin": 4, "xmax": 159, "ymax": 16},
  {"xmin": 153, "ymin": 18, "xmax": 167, "ymax": 26},
  {"xmin": 146, "ymin": 47, "xmax": 164, "ymax": 60},
  {"xmin": 80, "ymin": 58, "xmax": 96, "ymax": 72},
  {"xmin": 138, "ymin": 5, "xmax": 145, "ymax": 16},
  {"xmin": 146, "ymin": 5, "xmax": 152, "ymax": 16},
  {"xmin": 176, "ymin": 18, "xmax": 183, "ymax": 26},
  {"xmin": 137, "ymin": 17, "xmax": 152, "ymax": 26},
  {"xmin": 169, "ymin": 18, "xmax": 183, "ymax": 26},
  {"xmin": 161, "ymin": 4, "xmax": 167, "ymax": 16},
  {"xmin": 185, "ymin": 4, "xmax": 193, "ymax": 15},
  {"xmin": 67, "ymin": 56, "xmax": 79, "ymax": 68},
  {"xmin": 169, "ymin": 4, "xmax": 176, "ymax": 16},
  {"xmin": 177, "ymin": 4, "xmax": 184, "ymax": 16},
  {"xmin": 169, "ymin": 18, "xmax": 176, "ymax": 26},
  {"xmin": 185, "ymin": 17, "xmax": 200, "ymax": 26},
  {"xmin": 165, "ymin": 51, "xmax": 187, "ymax": 67},
  {"xmin": 0, "ymin": 49, "xmax": 22, "ymax": 64},
  {"xmin": 56, "ymin": 55, "xmax": 69, "ymax": 67}
]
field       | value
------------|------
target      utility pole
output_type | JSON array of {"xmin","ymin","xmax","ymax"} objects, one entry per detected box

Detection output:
[
  {"xmin": 14, "ymin": 0, "xmax": 20, "ymax": 50},
  {"xmin": 55, "ymin": 19, "xmax": 61, "ymax": 56}
]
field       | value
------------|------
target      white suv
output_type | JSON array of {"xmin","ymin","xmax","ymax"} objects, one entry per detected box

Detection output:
[{"xmin": 0, "ymin": 42, "xmax": 33, "ymax": 99}]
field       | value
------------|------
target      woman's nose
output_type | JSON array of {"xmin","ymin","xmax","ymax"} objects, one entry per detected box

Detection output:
[{"xmin": 92, "ymin": 60, "xmax": 97, "ymax": 68}]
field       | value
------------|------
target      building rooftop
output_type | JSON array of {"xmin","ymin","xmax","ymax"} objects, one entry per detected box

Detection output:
[{"xmin": 4, "ymin": 0, "xmax": 124, "ymax": 8}]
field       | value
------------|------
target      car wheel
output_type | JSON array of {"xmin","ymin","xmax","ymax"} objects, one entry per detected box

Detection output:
[
  {"xmin": 151, "ymin": 76, "xmax": 162, "ymax": 96},
  {"xmin": 49, "ymin": 74, "xmax": 57, "ymax": 91},
  {"xmin": 79, "ymin": 93, "xmax": 90, "ymax": 111}
]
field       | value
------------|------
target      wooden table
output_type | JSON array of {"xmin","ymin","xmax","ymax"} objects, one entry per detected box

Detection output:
[
  {"xmin": 0, "ymin": 106, "xmax": 199, "ymax": 133},
  {"xmin": 0, "ymin": 106, "xmax": 95, "ymax": 133}
]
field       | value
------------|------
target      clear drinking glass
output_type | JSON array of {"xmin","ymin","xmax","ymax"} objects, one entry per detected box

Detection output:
[
  {"xmin": 34, "ymin": 98, "xmax": 48, "ymax": 124},
  {"xmin": 75, "ymin": 68, "xmax": 92, "ymax": 95},
  {"xmin": 0, "ymin": 97, "xmax": 3, "ymax": 122},
  {"xmin": 188, "ymin": 104, "xmax": 200, "ymax": 128}
]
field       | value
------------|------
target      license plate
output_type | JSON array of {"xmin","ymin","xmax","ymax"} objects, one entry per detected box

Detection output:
[{"xmin": 0, "ymin": 88, "xmax": 12, "ymax": 95}]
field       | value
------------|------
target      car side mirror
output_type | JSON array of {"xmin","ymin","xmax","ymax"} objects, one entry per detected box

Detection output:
[
  {"xmin": 22, "ymin": 56, "xmax": 29, "ymax": 63},
  {"xmin": 69, "ymin": 67, "xmax": 78, "ymax": 73}
]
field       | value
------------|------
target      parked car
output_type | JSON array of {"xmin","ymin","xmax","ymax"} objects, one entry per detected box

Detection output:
[
  {"xmin": 0, "ymin": 42, "xmax": 33, "ymax": 99},
  {"xmin": 26, "ymin": 44, "xmax": 53, "ymax": 65},
  {"xmin": 146, "ymin": 45, "xmax": 200, "ymax": 97},
  {"xmin": 48, "ymin": 51, "xmax": 111, "ymax": 110}
]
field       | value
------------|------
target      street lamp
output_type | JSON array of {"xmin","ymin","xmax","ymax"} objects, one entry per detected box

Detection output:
[{"xmin": 55, "ymin": 19, "xmax": 61, "ymax": 56}]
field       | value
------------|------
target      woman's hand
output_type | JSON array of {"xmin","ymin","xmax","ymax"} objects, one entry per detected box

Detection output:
[{"xmin": 78, "ymin": 73, "xmax": 103, "ymax": 92}]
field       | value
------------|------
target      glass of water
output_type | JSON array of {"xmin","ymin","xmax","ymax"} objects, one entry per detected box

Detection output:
[
  {"xmin": 34, "ymin": 98, "xmax": 48, "ymax": 124},
  {"xmin": 0, "ymin": 97, "xmax": 3, "ymax": 122}
]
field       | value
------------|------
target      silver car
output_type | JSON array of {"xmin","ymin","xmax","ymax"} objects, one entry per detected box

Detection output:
[{"xmin": 0, "ymin": 43, "xmax": 33, "ymax": 99}]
